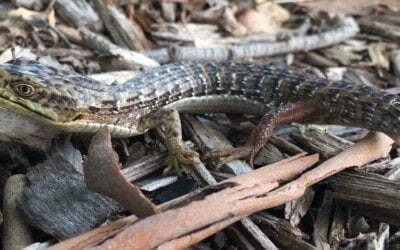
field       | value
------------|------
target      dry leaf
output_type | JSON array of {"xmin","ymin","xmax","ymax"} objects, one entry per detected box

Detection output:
[
  {"xmin": 237, "ymin": 2, "xmax": 290, "ymax": 35},
  {"xmin": 84, "ymin": 128, "xmax": 160, "ymax": 218},
  {"xmin": 256, "ymin": 1, "xmax": 290, "ymax": 24}
]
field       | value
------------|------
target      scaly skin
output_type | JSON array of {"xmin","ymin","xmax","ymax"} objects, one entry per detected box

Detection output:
[{"xmin": 0, "ymin": 59, "xmax": 399, "ymax": 169}]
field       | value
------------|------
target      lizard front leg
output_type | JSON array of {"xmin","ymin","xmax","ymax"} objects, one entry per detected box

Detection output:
[
  {"xmin": 203, "ymin": 101, "xmax": 324, "ymax": 167},
  {"xmin": 137, "ymin": 108, "xmax": 200, "ymax": 175}
]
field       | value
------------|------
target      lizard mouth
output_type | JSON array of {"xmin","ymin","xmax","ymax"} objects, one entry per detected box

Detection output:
[{"xmin": 0, "ymin": 91, "xmax": 59, "ymax": 124}]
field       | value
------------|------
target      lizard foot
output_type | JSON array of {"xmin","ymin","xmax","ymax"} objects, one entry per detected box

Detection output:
[
  {"xmin": 203, "ymin": 101, "xmax": 323, "ymax": 169},
  {"xmin": 163, "ymin": 149, "xmax": 200, "ymax": 176},
  {"xmin": 202, "ymin": 145, "xmax": 258, "ymax": 169}
]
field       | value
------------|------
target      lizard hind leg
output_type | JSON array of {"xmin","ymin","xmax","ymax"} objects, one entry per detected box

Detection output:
[
  {"xmin": 137, "ymin": 108, "xmax": 200, "ymax": 175},
  {"xmin": 203, "ymin": 101, "xmax": 323, "ymax": 168}
]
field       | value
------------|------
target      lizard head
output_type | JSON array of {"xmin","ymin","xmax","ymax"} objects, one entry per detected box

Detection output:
[
  {"xmin": 0, "ymin": 59, "xmax": 101, "ymax": 125},
  {"xmin": 0, "ymin": 59, "xmax": 140, "ymax": 137}
]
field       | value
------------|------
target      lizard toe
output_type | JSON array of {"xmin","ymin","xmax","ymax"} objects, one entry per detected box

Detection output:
[
  {"xmin": 163, "ymin": 149, "xmax": 201, "ymax": 176},
  {"xmin": 204, "ymin": 145, "xmax": 258, "ymax": 169}
]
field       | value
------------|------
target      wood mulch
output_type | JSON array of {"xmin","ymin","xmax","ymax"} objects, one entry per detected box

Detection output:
[{"xmin": 0, "ymin": 1, "xmax": 399, "ymax": 249}]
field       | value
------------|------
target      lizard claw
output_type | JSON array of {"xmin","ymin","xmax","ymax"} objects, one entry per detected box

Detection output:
[
  {"xmin": 163, "ymin": 149, "xmax": 200, "ymax": 176},
  {"xmin": 202, "ymin": 145, "xmax": 258, "ymax": 169}
]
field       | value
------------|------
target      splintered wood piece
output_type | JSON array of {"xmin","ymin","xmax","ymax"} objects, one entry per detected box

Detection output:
[
  {"xmin": 290, "ymin": 128, "xmax": 354, "ymax": 159},
  {"xmin": 17, "ymin": 155, "xmax": 122, "ymax": 240},
  {"xmin": 53, "ymin": 0, "xmax": 103, "ymax": 31},
  {"xmin": 313, "ymin": 190, "xmax": 333, "ymax": 249},
  {"xmin": 358, "ymin": 17, "xmax": 400, "ymax": 42},
  {"xmin": 92, "ymin": 0, "xmax": 146, "ymax": 51},
  {"xmin": 84, "ymin": 128, "xmax": 160, "ymax": 218},
  {"xmin": 3, "ymin": 175, "xmax": 33, "ymax": 250},
  {"xmin": 284, "ymin": 187, "xmax": 315, "ymax": 227},
  {"xmin": 79, "ymin": 27, "xmax": 159, "ymax": 69},
  {"xmin": 252, "ymin": 212, "xmax": 315, "ymax": 249},
  {"xmin": 327, "ymin": 170, "xmax": 400, "ymax": 226},
  {"xmin": 238, "ymin": 219, "xmax": 278, "ymax": 249},
  {"xmin": 296, "ymin": 132, "xmax": 392, "ymax": 186},
  {"xmin": 168, "ymin": 17, "xmax": 359, "ymax": 61}
]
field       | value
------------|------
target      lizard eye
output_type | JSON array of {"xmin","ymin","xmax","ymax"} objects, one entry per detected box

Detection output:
[{"xmin": 15, "ymin": 83, "xmax": 36, "ymax": 98}]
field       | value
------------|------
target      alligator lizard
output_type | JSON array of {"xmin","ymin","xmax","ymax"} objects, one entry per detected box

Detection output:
[{"xmin": 0, "ymin": 59, "xmax": 399, "ymax": 172}]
